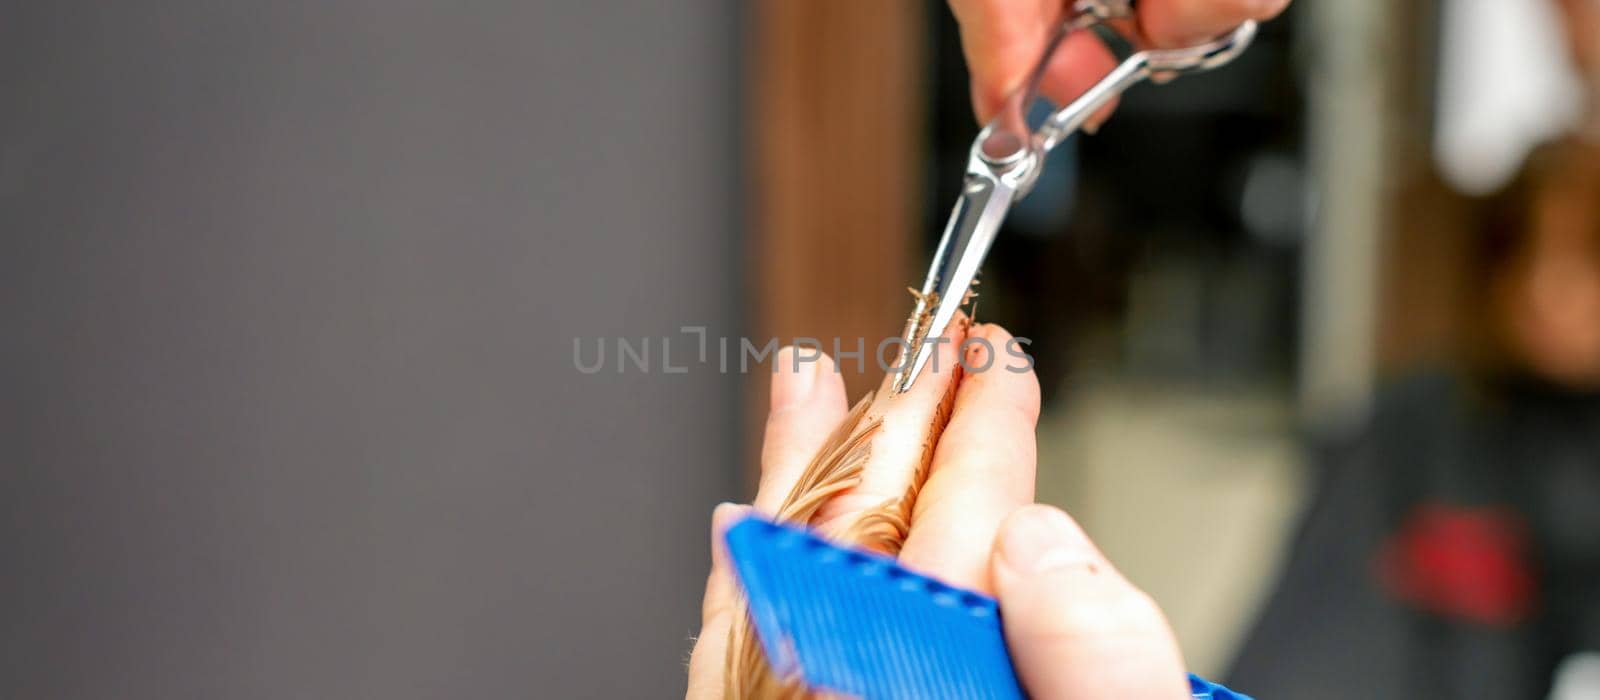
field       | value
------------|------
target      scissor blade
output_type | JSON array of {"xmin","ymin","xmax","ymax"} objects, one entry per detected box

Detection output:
[{"xmin": 893, "ymin": 169, "xmax": 1018, "ymax": 393}]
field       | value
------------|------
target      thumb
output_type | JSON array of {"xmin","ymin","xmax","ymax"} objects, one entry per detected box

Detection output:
[
  {"xmin": 991, "ymin": 505, "xmax": 1190, "ymax": 700},
  {"xmin": 685, "ymin": 502, "xmax": 752, "ymax": 699}
]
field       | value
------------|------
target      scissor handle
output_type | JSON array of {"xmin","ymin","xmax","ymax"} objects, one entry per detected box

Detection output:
[
  {"xmin": 976, "ymin": 7, "xmax": 1258, "ymax": 174},
  {"xmin": 1034, "ymin": 20, "xmax": 1256, "ymax": 154}
]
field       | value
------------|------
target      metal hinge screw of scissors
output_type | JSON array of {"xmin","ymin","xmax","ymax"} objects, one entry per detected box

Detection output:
[{"xmin": 893, "ymin": 0, "xmax": 1258, "ymax": 394}]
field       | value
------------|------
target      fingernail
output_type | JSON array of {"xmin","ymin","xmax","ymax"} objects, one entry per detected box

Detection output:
[
  {"xmin": 999, "ymin": 506, "xmax": 1097, "ymax": 575},
  {"xmin": 712, "ymin": 502, "xmax": 747, "ymax": 534},
  {"xmin": 770, "ymin": 347, "xmax": 819, "ymax": 410},
  {"xmin": 710, "ymin": 502, "xmax": 751, "ymax": 568}
]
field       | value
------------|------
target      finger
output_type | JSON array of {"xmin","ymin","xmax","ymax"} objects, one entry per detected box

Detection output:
[
  {"xmin": 687, "ymin": 502, "xmax": 753, "ymax": 699},
  {"xmin": 898, "ymin": 323, "xmax": 1040, "ymax": 592},
  {"xmin": 755, "ymin": 347, "xmax": 849, "ymax": 514},
  {"xmin": 950, "ymin": 0, "xmax": 1059, "ymax": 123},
  {"xmin": 992, "ymin": 505, "xmax": 1189, "ymax": 700},
  {"xmin": 958, "ymin": 6, "xmax": 1122, "ymax": 131},
  {"xmin": 700, "ymin": 502, "xmax": 752, "ymax": 627},
  {"xmin": 1036, "ymin": 32, "xmax": 1121, "ymax": 134},
  {"xmin": 810, "ymin": 312, "xmax": 971, "ymax": 531},
  {"xmin": 1139, "ymin": 0, "xmax": 1289, "ymax": 48},
  {"xmin": 685, "ymin": 613, "xmax": 731, "ymax": 700}
]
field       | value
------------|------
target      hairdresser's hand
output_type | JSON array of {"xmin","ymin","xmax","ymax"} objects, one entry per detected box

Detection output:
[
  {"xmin": 899, "ymin": 326, "xmax": 1187, "ymax": 698},
  {"xmin": 949, "ymin": 0, "xmax": 1290, "ymax": 124},
  {"xmin": 990, "ymin": 504, "xmax": 1189, "ymax": 698},
  {"xmin": 687, "ymin": 325, "xmax": 1187, "ymax": 698},
  {"xmin": 688, "ymin": 325, "xmax": 1041, "ymax": 697}
]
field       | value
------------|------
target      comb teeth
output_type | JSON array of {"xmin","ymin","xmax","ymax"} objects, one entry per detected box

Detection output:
[{"xmin": 724, "ymin": 517, "xmax": 1024, "ymax": 700}]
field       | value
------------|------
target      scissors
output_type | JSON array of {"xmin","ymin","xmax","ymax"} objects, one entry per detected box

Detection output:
[{"xmin": 892, "ymin": 0, "xmax": 1257, "ymax": 393}]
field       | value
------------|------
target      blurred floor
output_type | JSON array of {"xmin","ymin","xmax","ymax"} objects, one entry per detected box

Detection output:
[{"xmin": 1036, "ymin": 376, "xmax": 1307, "ymax": 677}]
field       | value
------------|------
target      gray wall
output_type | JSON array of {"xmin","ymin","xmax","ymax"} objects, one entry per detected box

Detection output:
[{"xmin": 2, "ymin": 2, "xmax": 741, "ymax": 697}]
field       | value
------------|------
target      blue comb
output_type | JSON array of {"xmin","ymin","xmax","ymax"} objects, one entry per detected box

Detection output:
[
  {"xmin": 724, "ymin": 517, "xmax": 1022, "ymax": 699},
  {"xmin": 724, "ymin": 516, "xmax": 1251, "ymax": 700}
]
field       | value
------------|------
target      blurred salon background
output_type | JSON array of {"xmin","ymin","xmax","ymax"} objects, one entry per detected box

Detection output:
[
  {"xmin": 4, "ymin": 1, "xmax": 1599, "ymax": 698},
  {"xmin": 753, "ymin": 0, "xmax": 1600, "ymax": 698}
]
